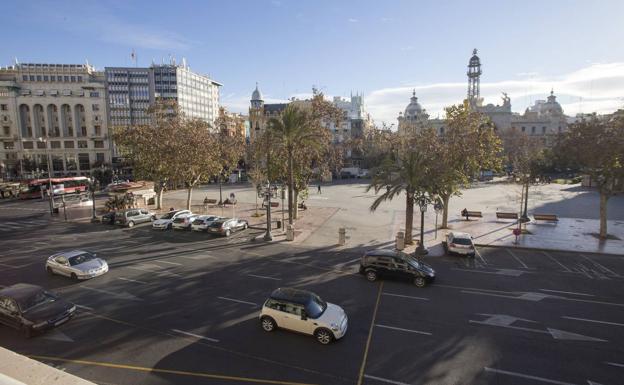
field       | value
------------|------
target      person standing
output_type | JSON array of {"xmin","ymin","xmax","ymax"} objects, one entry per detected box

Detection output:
[{"xmin": 317, "ymin": 184, "xmax": 322, "ymax": 194}]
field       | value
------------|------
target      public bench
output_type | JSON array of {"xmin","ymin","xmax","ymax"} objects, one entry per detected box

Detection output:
[
  {"xmin": 496, "ymin": 212, "xmax": 518, "ymax": 220},
  {"xmin": 261, "ymin": 201, "xmax": 279, "ymax": 208},
  {"xmin": 533, "ymin": 213, "xmax": 559, "ymax": 222},
  {"xmin": 461, "ymin": 209, "xmax": 483, "ymax": 221}
]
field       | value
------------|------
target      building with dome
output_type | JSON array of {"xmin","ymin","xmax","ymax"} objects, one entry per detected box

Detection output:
[{"xmin": 397, "ymin": 49, "xmax": 568, "ymax": 146}]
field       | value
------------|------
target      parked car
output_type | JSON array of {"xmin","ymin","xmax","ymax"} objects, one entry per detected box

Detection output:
[
  {"xmin": 191, "ymin": 215, "xmax": 223, "ymax": 232},
  {"xmin": 0, "ymin": 283, "xmax": 76, "ymax": 338},
  {"xmin": 115, "ymin": 208, "xmax": 156, "ymax": 228},
  {"xmin": 359, "ymin": 249, "xmax": 435, "ymax": 288},
  {"xmin": 172, "ymin": 214, "xmax": 199, "ymax": 230},
  {"xmin": 445, "ymin": 232, "xmax": 476, "ymax": 257},
  {"xmin": 207, "ymin": 218, "xmax": 248, "ymax": 237},
  {"xmin": 46, "ymin": 250, "xmax": 108, "ymax": 280},
  {"xmin": 259, "ymin": 287, "xmax": 348, "ymax": 345},
  {"xmin": 101, "ymin": 211, "xmax": 116, "ymax": 225},
  {"xmin": 152, "ymin": 210, "xmax": 192, "ymax": 230}
]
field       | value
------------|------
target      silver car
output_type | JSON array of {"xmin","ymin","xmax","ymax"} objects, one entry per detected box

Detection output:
[{"xmin": 46, "ymin": 250, "xmax": 109, "ymax": 280}]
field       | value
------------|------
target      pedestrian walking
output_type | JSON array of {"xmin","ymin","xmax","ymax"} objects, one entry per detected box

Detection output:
[{"xmin": 317, "ymin": 184, "xmax": 322, "ymax": 194}]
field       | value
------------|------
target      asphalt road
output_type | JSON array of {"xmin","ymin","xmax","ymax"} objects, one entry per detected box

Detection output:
[{"xmin": 1, "ymin": 199, "xmax": 623, "ymax": 385}]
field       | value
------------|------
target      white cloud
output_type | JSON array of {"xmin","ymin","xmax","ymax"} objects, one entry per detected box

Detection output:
[
  {"xmin": 366, "ymin": 62, "xmax": 624, "ymax": 125},
  {"xmin": 348, "ymin": 18, "xmax": 358, "ymax": 23}
]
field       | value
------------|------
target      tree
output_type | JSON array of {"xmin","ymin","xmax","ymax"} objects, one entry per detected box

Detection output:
[
  {"xmin": 367, "ymin": 130, "xmax": 437, "ymax": 244},
  {"xmin": 432, "ymin": 103, "xmax": 503, "ymax": 228},
  {"xmin": 557, "ymin": 114, "xmax": 624, "ymax": 239}
]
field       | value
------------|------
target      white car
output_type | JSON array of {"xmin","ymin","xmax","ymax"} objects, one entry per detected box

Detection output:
[
  {"xmin": 152, "ymin": 210, "xmax": 192, "ymax": 230},
  {"xmin": 259, "ymin": 288, "xmax": 348, "ymax": 345},
  {"xmin": 191, "ymin": 215, "xmax": 223, "ymax": 231},
  {"xmin": 445, "ymin": 231, "xmax": 476, "ymax": 257},
  {"xmin": 172, "ymin": 214, "xmax": 199, "ymax": 230},
  {"xmin": 46, "ymin": 250, "xmax": 108, "ymax": 280}
]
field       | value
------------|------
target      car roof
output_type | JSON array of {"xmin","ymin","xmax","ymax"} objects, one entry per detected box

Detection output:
[
  {"xmin": 449, "ymin": 232, "xmax": 472, "ymax": 239},
  {"xmin": 269, "ymin": 287, "xmax": 314, "ymax": 305},
  {"xmin": 0, "ymin": 283, "xmax": 44, "ymax": 301},
  {"xmin": 52, "ymin": 250, "xmax": 89, "ymax": 259},
  {"xmin": 364, "ymin": 249, "xmax": 398, "ymax": 257}
]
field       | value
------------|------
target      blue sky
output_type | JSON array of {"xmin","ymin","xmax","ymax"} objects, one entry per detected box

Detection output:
[{"xmin": 2, "ymin": 0, "xmax": 623, "ymax": 123}]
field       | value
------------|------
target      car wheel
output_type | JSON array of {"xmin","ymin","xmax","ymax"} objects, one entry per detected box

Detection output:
[
  {"xmin": 127, "ymin": 221, "xmax": 135, "ymax": 228},
  {"xmin": 70, "ymin": 273, "xmax": 78, "ymax": 280},
  {"xmin": 365, "ymin": 269, "xmax": 378, "ymax": 282},
  {"xmin": 414, "ymin": 276, "xmax": 427, "ymax": 288},
  {"xmin": 225, "ymin": 229, "xmax": 231, "ymax": 237},
  {"xmin": 261, "ymin": 316, "xmax": 276, "ymax": 332},
  {"xmin": 46, "ymin": 266, "xmax": 54, "ymax": 275},
  {"xmin": 167, "ymin": 223, "xmax": 172, "ymax": 230},
  {"xmin": 315, "ymin": 328, "xmax": 333, "ymax": 345},
  {"xmin": 21, "ymin": 325, "xmax": 33, "ymax": 339},
  {"xmin": 243, "ymin": 223, "xmax": 248, "ymax": 230},
  {"xmin": 151, "ymin": 215, "xmax": 156, "ymax": 221}
]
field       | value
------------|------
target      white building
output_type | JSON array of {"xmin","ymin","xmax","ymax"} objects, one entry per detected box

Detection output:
[{"xmin": 0, "ymin": 62, "xmax": 111, "ymax": 179}]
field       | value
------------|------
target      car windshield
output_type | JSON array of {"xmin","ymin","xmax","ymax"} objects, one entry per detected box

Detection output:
[
  {"xmin": 206, "ymin": 216, "xmax": 219, "ymax": 221},
  {"xmin": 68, "ymin": 252, "xmax": 95, "ymax": 266},
  {"xmin": 19, "ymin": 290, "xmax": 55, "ymax": 312},
  {"xmin": 453, "ymin": 237, "xmax": 472, "ymax": 245},
  {"xmin": 402, "ymin": 255, "xmax": 421, "ymax": 269},
  {"xmin": 192, "ymin": 218, "xmax": 205, "ymax": 224},
  {"xmin": 160, "ymin": 212, "xmax": 176, "ymax": 220},
  {"xmin": 210, "ymin": 221, "xmax": 224, "ymax": 227},
  {"xmin": 305, "ymin": 295, "xmax": 327, "ymax": 319}
]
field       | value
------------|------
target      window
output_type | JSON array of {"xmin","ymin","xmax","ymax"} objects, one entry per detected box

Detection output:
[
  {"xmin": 542, "ymin": 126, "xmax": 546, "ymax": 134},
  {"xmin": 36, "ymin": 141, "xmax": 46, "ymax": 149},
  {"xmin": 64, "ymin": 141, "xmax": 74, "ymax": 148},
  {"xmin": 43, "ymin": 76, "xmax": 49, "ymax": 81},
  {"xmin": 78, "ymin": 140, "xmax": 88, "ymax": 149},
  {"xmin": 521, "ymin": 126, "xmax": 526, "ymax": 132},
  {"xmin": 94, "ymin": 140, "xmax": 104, "ymax": 148},
  {"xmin": 3, "ymin": 126, "xmax": 10, "ymax": 136},
  {"xmin": 92, "ymin": 104, "xmax": 100, "ymax": 111},
  {"xmin": 77, "ymin": 76, "xmax": 83, "ymax": 82},
  {"xmin": 78, "ymin": 153, "xmax": 90, "ymax": 170},
  {"xmin": 36, "ymin": 75, "xmax": 42, "ymax": 81},
  {"xmin": 3, "ymin": 141, "xmax": 15, "ymax": 150},
  {"xmin": 70, "ymin": 76, "xmax": 76, "ymax": 82},
  {"xmin": 94, "ymin": 125, "xmax": 101, "ymax": 136},
  {"xmin": 64, "ymin": 76, "xmax": 69, "ymax": 82},
  {"xmin": 96, "ymin": 153, "xmax": 104, "ymax": 163},
  {"xmin": 90, "ymin": 92, "xmax": 100, "ymax": 98},
  {"xmin": 29, "ymin": 75, "xmax": 35, "ymax": 81},
  {"xmin": 22, "ymin": 75, "xmax": 27, "ymax": 81},
  {"xmin": 0, "ymin": 104, "xmax": 7, "ymax": 111},
  {"xmin": 50, "ymin": 141, "xmax": 61, "ymax": 149},
  {"xmin": 531, "ymin": 126, "xmax": 536, "ymax": 134}
]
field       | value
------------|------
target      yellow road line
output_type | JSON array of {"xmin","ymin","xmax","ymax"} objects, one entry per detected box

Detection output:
[
  {"xmin": 357, "ymin": 281, "xmax": 384, "ymax": 385},
  {"xmin": 28, "ymin": 355, "xmax": 318, "ymax": 385}
]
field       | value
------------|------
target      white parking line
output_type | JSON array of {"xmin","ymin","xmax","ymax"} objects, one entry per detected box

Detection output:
[
  {"xmin": 364, "ymin": 374, "xmax": 411, "ymax": 385},
  {"xmin": 118, "ymin": 277, "xmax": 147, "ymax": 284},
  {"xmin": 344, "ymin": 257, "xmax": 362, "ymax": 264},
  {"xmin": 606, "ymin": 362, "xmax": 624, "ymax": 368},
  {"xmin": 375, "ymin": 324, "xmax": 431, "ymax": 336},
  {"xmin": 382, "ymin": 292, "xmax": 429, "ymax": 301},
  {"xmin": 484, "ymin": 367, "xmax": 575, "ymax": 385},
  {"xmin": 247, "ymin": 274, "xmax": 281, "ymax": 281},
  {"xmin": 127, "ymin": 265, "xmax": 182, "ymax": 278},
  {"xmin": 179, "ymin": 254, "xmax": 216, "ymax": 260},
  {"xmin": 171, "ymin": 329, "xmax": 219, "ymax": 343},
  {"xmin": 563, "ymin": 316, "xmax": 624, "ymax": 327},
  {"xmin": 580, "ymin": 254, "xmax": 621, "ymax": 277},
  {"xmin": 155, "ymin": 260, "xmax": 182, "ymax": 266},
  {"xmin": 217, "ymin": 296, "xmax": 258, "ymax": 306},
  {"xmin": 540, "ymin": 289, "xmax": 594, "ymax": 297},
  {"xmin": 75, "ymin": 304, "xmax": 94, "ymax": 311},
  {"xmin": 475, "ymin": 248, "xmax": 488, "ymax": 265},
  {"xmin": 505, "ymin": 248, "xmax": 528, "ymax": 268},
  {"xmin": 542, "ymin": 251, "xmax": 571, "ymax": 272}
]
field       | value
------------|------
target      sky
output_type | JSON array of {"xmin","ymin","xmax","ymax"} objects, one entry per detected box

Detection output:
[{"xmin": 2, "ymin": 0, "xmax": 624, "ymax": 125}]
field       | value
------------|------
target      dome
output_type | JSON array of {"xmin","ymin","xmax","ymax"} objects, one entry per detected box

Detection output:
[
  {"xmin": 468, "ymin": 48, "xmax": 481, "ymax": 66},
  {"xmin": 404, "ymin": 90, "xmax": 424, "ymax": 118},
  {"xmin": 251, "ymin": 83, "xmax": 263, "ymax": 101},
  {"xmin": 541, "ymin": 90, "xmax": 563, "ymax": 116}
]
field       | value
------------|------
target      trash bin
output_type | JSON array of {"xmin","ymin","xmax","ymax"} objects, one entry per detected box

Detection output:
[
  {"xmin": 396, "ymin": 231, "xmax": 405, "ymax": 250},
  {"xmin": 286, "ymin": 224, "xmax": 295, "ymax": 241}
]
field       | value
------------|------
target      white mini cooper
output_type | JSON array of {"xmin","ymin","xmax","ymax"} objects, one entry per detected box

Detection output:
[{"xmin": 259, "ymin": 288, "xmax": 348, "ymax": 345}]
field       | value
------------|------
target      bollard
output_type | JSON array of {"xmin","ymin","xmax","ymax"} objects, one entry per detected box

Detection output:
[
  {"xmin": 396, "ymin": 231, "xmax": 405, "ymax": 250},
  {"xmin": 338, "ymin": 227, "xmax": 346, "ymax": 245},
  {"xmin": 286, "ymin": 224, "xmax": 295, "ymax": 241}
]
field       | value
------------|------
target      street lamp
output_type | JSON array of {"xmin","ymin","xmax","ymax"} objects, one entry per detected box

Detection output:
[
  {"xmin": 38, "ymin": 137, "xmax": 54, "ymax": 215},
  {"xmin": 415, "ymin": 196, "xmax": 429, "ymax": 256},
  {"xmin": 262, "ymin": 181, "xmax": 277, "ymax": 241}
]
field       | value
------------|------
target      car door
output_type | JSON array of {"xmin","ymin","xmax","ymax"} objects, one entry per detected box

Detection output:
[
  {"xmin": 53, "ymin": 256, "xmax": 71, "ymax": 276},
  {"xmin": 393, "ymin": 257, "xmax": 412, "ymax": 281},
  {"xmin": 280, "ymin": 302, "xmax": 307, "ymax": 333},
  {"xmin": 0, "ymin": 297, "xmax": 21, "ymax": 329},
  {"xmin": 373, "ymin": 256, "xmax": 394, "ymax": 278}
]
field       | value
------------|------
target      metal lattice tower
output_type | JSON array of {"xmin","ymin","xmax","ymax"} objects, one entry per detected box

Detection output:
[{"xmin": 467, "ymin": 48, "xmax": 482, "ymax": 104}]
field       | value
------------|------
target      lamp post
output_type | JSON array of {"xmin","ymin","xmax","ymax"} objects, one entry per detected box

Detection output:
[
  {"xmin": 38, "ymin": 137, "xmax": 53, "ymax": 215},
  {"xmin": 263, "ymin": 181, "xmax": 275, "ymax": 241},
  {"xmin": 415, "ymin": 196, "xmax": 429, "ymax": 256}
]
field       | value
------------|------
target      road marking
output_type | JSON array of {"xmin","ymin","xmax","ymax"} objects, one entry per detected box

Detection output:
[
  {"xmin": 375, "ymin": 324, "xmax": 432, "ymax": 336},
  {"xmin": 580, "ymin": 254, "xmax": 621, "ymax": 277},
  {"xmin": 75, "ymin": 304, "xmax": 94, "ymax": 311},
  {"xmin": 363, "ymin": 374, "xmax": 411, "ymax": 385},
  {"xmin": 540, "ymin": 289, "xmax": 594, "ymax": 297},
  {"xmin": 606, "ymin": 362, "xmax": 624, "ymax": 368},
  {"xmin": 382, "ymin": 292, "xmax": 429, "ymax": 301},
  {"xmin": 437, "ymin": 284, "xmax": 517, "ymax": 294},
  {"xmin": 171, "ymin": 329, "xmax": 219, "ymax": 343},
  {"xmin": 27, "ymin": 355, "xmax": 318, "ymax": 385},
  {"xmin": 41, "ymin": 329, "xmax": 74, "ymax": 343},
  {"xmin": 547, "ymin": 328, "xmax": 607, "ymax": 342},
  {"xmin": 343, "ymin": 257, "xmax": 362, "ymax": 264},
  {"xmin": 484, "ymin": 367, "xmax": 575, "ymax": 385},
  {"xmin": 180, "ymin": 254, "xmax": 216, "ymax": 260},
  {"xmin": 248, "ymin": 274, "xmax": 281, "ymax": 281},
  {"xmin": 462, "ymin": 290, "xmax": 557, "ymax": 302},
  {"xmin": 452, "ymin": 267, "xmax": 525, "ymax": 276},
  {"xmin": 474, "ymin": 248, "xmax": 488, "ymax": 265},
  {"xmin": 156, "ymin": 260, "xmax": 182, "ymax": 266},
  {"xmin": 563, "ymin": 316, "xmax": 624, "ymax": 327},
  {"xmin": 542, "ymin": 251, "xmax": 571, "ymax": 272},
  {"xmin": 357, "ymin": 281, "xmax": 383, "ymax": 385},
  {"xmin": 505, "ymin": 248, "xmax": 528, "ymax": 268},
  {"xmin": 117, "ymin": 277, "xmax": 147, "ymax": 284},
  {"xmin": 82, "ymin": 286, "xmax": 142, "ymax": 301},
  {"xmin": 127, "ymin": 265, "xmax": 182, "ymax": 278},
  {"xmin": 217, "ymin": 296, "xmax": 258, "ymax": 306}
]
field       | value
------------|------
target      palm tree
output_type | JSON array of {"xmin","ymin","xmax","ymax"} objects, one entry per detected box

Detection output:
[
  {"xmin": 268, "ymin": 104, "xmax": 323, "ymax": 224},
  {"xmin": 367, "ymin": 135, "xmax": 433, "ymax": 245}
]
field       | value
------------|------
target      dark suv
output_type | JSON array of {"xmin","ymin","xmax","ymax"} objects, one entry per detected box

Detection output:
[{"xmin": 359, "ymin": 249, "xmax": 436, "ymax": 287}]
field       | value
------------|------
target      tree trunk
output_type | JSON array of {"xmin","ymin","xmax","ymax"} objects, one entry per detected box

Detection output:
[
  {"xmin": 156, "ymin": 186, "xmax": 163, "ymax": 210},
  {"xmin": 293, "ymin": 187, "xmax": 299, "ymax": 220},
  {"xmin": 186, "ymin": 185, "xmax": 193, "ymax": 211},
  {"xmin": 441, "ymin": 194, "xmax": 450, "ymax": 229},
  {"xmin": 599, "ymin": 192, "xmax": 609, "ymax": 239},
  {"xmin": 288, "ymin": 149, "xmax": 294, "ymax": 224},
  {"xmin": 405, "ymin": 192, "xmax": 414, "ymax": 245}
]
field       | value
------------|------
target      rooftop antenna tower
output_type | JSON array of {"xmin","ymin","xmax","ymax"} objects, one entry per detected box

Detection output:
[{"xmin": 467, "ymin": 48, "xmax": 482, "ymax": 107}]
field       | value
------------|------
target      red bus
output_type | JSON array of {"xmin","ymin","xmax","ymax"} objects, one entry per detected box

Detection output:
[{"xmin": 18, "ymin": 177, "xmax": 90, "ymax": 199}]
